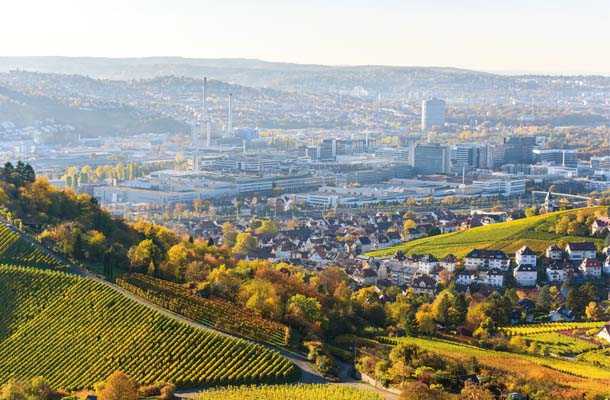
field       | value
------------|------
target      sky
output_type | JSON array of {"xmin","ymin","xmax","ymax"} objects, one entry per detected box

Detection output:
[{"xmin": 1, "ymin": 0, "xmax": 609, "ymax": 74}]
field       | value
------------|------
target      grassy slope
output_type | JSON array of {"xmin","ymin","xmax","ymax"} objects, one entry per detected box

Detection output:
[
  {"xmin": 0, "ymin": 266, "xmax": 297, "ymax": 390},
  {"xmin": 368, "ymin": 207, "xmax": 607, "ymax": 259},
  {"xmin": 386, "ymin": 336, "xmax": 610, "ymax": 394}
]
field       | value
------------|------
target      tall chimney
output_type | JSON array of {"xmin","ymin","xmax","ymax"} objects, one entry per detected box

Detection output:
[{"xmin": 227, "ymin": 93, "xmax": 233, "ymax": 136}]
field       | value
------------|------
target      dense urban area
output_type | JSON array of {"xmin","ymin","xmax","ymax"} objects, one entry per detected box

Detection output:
[{"xmin": 0, "ymin": 57, "xmax": 609, "ymax": 400}]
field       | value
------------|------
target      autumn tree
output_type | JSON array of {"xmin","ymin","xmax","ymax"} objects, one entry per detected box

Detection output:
[
  {"xmin": 400, "ymin": 381, "xmax": 445, "ymax": 400},
  {"xmin": 458, "ymin": 382, "xmax": 493, "ymax": 400},
  {"xmin": 286, "ymin": 294, "xmax": 323, "ymax": 332},
  {"xmin": 585, "ymin": 301, "xmax": 605, "ymax": 321},
  {"xmin": 97, "ymin": 371, "xmax": 138, "ymax": 400},
  {"xmin": 238, "ymin": 279, "xmax": 282, "ymax": 318},
  {"xmin": 233, "ymin": 232, "xmax": 258, "ymax": 255},
  {"xmin": 403, "ymin": 219, "xmax": 417, "ymax": 237}
]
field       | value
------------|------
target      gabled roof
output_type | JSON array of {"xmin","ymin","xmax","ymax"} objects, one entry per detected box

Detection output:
[
  {"xmin": 465, "ymin": 249, "xmax": 509, "ymax": 259},
  {"xmin": 517, "ymin": 246, "xmax": 536, "ymax": 256},
  {"xmin": 412, "ymin": 274, "xmax": 436, "ymax": 288},
  {"xmin": 442, "ymin": 254, "xmax": 457, "ymax": 263},
  {"xmin": 566, "ymin": 242, "xmax": 596, "ymax": 251}
]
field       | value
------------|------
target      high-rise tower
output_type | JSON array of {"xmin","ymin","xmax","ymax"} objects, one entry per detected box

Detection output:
[{"xmin": 421, "ymin": 98, "xmax": 446, "ymax": 131}]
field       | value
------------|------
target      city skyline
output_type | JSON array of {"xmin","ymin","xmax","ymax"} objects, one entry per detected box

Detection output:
[{"xmin": 1, "ymin": 0, "xmax": 609, "ymax": 75}]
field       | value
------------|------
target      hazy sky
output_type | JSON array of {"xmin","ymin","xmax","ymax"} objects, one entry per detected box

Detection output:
[{"xmin": 2, "ymin": 0, "xmax": 609, "ymax": 74}]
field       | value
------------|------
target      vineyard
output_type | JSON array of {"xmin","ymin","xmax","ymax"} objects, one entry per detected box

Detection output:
[
  {"xmin": 517, "ymin": 332, "xmax": 600, "ymax": 356},
  {"xmin": 368, "ymin": 207, "xmax": 606, "ymax": 258},
  {"xmin": 502, "ymin": 321, "xmax": 609, "ymax": 336},
  {"xmin": 197, "ymin": 384, "xmax": 383, "ymax": 400},
  {"xmin": 0, "ymin": 266, "xmax": 298, "ymax": 390},
  {"xmin": 0, "ymin": 223, "xmax": 62, "ymax": 268},
  {"xmin": 382, "ymin": 336, "xmax": 610, "ymax": 394},
  {"xmin": 116, "ymin": 273, "xmax": 289, "ymax": 347}
]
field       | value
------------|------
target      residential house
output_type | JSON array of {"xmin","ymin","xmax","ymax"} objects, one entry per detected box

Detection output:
[
  {"xmin": 386, "ymin": 261, "xmax": 415, "ymax": 286},
  {"xmin": 513, "ymin": 264, "xmax": 537, "ymax": 287},
  {"xmin": 546, "ymin": 262, "xmax": 568, "ymax": 283},
  {"xmin": 548, "ymin": 306, "xmax": 575, "ymax": 322},
  {"xmin": 440, "ymin": 254, "xmax": 457, "ymax": 272},
  {"xmin": 592, "ymin": 217, "xmax": 610, "ymax": 236},
  {"xmin": 596, "ymin": 325, "xmax": 610, "ymax": 343},
  {"xmin": 580, "ymin": 258, "xmax": 602, "ymax": 278},
  {"xmin": 515, "ymin": 246, "xmax": 537, "ymax": 267},
  {"xmin": 416, "ymin": 254, "xmax": 439, "ymax": 274},
  {"xmin": 565, "ymin": 242, "xmax": 597, "ymax": 261},
  {"xmin": 410, "ymin": 275, "xmax": 437, "ymax": 296},
  {"xmin": 456, "ymin": 270, "xmax": 476, "ymax": 286},
  {"xmin": 464, "ymin": 249, "xmax": 511, "ymax": 271},
  {"xmin": 356, "ymin": 267, "xmax": 378, "ymax": 286},
  {"xmin": 545, "ymin": 244, "xmax": 564, "ymax": 261},
  {"xmin": 479, "ymin": 268, "xmax": 505, "ymax": 288}
]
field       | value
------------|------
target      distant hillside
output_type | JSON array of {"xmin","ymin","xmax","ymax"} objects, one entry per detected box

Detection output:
[
  {"xmin": 0, "ymin": 83, "xmax": 188, "ymax": 136},
  {"xmin": 0, "ymin": 266, "xmax": 297, "ymax": 390},
  {"xmin": 368, "ymin": 207, "xmax": 609, "ymax": 259},
  {"xmin": 1, "ymin": 57, "xmax": 608, "ymax": 101}
]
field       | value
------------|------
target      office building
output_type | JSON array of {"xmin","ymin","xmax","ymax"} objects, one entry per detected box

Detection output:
[
  {"xmin": 533, "ymin": 149, "xmax": 578, "ymax": 167},
  {"xmin": 591, "ymin": 156, "xmax": 610, "ymax": 171},
  {"xmin": 317, "ymin": 139, "xmax": 337, "ymax": 161},
  {"xmin": 421, "ymin": 98, "xmax": 446, "ymax": 131},
  {"xmin": 414, "ymin": 143, "xmax": 450, "ymax": 174},
  {"xmin": 503, "ymin": 136, "xmax": 536, "ymax": 164},
  {"xmin": 453, "ymin": 143, "xmax": 483, "ymax": 172}
]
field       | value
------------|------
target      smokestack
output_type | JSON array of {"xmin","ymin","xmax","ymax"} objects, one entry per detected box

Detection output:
[
  {"xmin": 203, "ymin": 77, "xmax": 208, "ymax": 113},
  {"xmin": 227, "ymin": 93, "xmax": 233, "ymax": 136}
]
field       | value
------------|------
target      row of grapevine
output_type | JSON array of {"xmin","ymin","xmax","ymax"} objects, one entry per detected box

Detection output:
[
  {"xmin": 0, "ymin": 223, "xmax": 63, "ymax": 268},
  {"xmin": 116, "ymin": 273, "xmax": 289, "ymax": 347},
  {"xmin": 0, "ymin": 266, "xmax": 298, "ymax": 390},
  {"xmin": 198, "ymin": 384, "xmax": 383, "ymax": 400},
  {"xmin": 502, "ymin": 321, "xmax": 609, "ymax": 336},
  {"xmin": 0, "ymin": 265, "xmax": 78, "ymax": 340}
]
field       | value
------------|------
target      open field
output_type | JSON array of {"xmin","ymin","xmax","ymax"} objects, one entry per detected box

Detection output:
[
  {"xmin": 368, "ymin": 207, "xmax": 607, "ymax": 259},
  {"xmin": 383, "ymin": 335, "xmax": 610, "ymax": 394},
  {"xmin": 197, "ymin": 384, "xmax": 383, "ymax": 400},
  {"xmin": 0, "ymin": 266, "xmax": 297, "ymax": 390}
]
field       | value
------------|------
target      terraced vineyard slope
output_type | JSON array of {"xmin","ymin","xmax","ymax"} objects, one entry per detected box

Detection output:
[
  {"xmin": 197, "ymin": 384, "xmax": 383, "ymax": 400},
  {"xmin": 117, "ymin": 273, "xmax": 290, "ymax": 347},
  {"xmin": 0, "ymin": 266, "xmax": 298, "ymax": 390},
  {"xmin": 0, "ymin": 223, "xmax": 62, "ymax": 268},
  {"xmin": 368, "ymin": 207, "xmax": 607, "ymax": 259}
]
